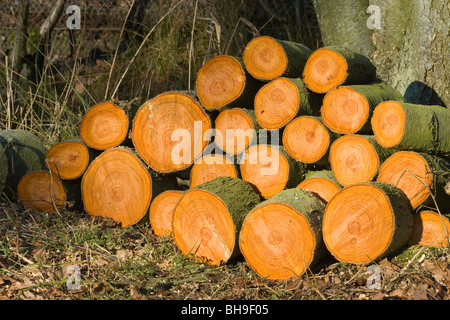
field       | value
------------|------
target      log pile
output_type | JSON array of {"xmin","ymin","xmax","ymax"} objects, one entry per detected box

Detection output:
[{"xmin": 3, "ymin": 36, "xmax": 449, "ymax": 282}]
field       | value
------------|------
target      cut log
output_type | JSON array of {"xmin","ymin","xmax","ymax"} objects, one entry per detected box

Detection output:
[
  {"xmin": 371, "ymin": 101, "xmax": 450, "ymax": 156},
  {"xmin": 196, "ymin": 55, "xmax": 262, "ymax": 111},
  {"xmin": 254, "ymin": 77, "xmax": 322, "ymax": 130},
  {"xmin": 131, "ymin": 91, "xmax": 211, "ymax": 173},
  {"xmin": 214, "ymin": 108, "xmax": 260, "ymax": 155},
  {"xmin": 303, "ymin": 46, "xmax": 377, "ymax": 93},
  {"xmin": 242, "ymin": 36, "xmax": 312, "ymax": 81},
  {"xmin": 80, "ymin": 101, "xmax": 130, "ymax": 150},
  {"xmin": 297, "ymin": 170, "xmax": 342, "ymax": 203},
  {"xmin": 408, "ymin": 210, "xmax": 450, "ymax": 248},
  {"xmin": 329, "ymin": 134, "xmax": 395, "ymax": 187},
  {"xmin": 239, "ymin": 188, "xmax": 326, "ymax": 280},
  {"xmin": 149, "ymin": 190, "xmax": 184, "ymax": 237},
  {"xmin": 17, "ymin": 170, "xmax": 67, "ymax": 213},
  {"xmin": 172, "ymin": 176, "xmax": 261, "ymax": 265},
  {"xmin": 0, "ymin": 129, "xmax": 46, "ymax": 199},
  {"xmin": 377, "ymin": 151, "xmax": 450, "ymax": 212},
  {"xmin": 321, "ymin": 82, "xmax": 405, "ymax": 134},
  {"xmin": 283, "ymin": 116, "xmax": 339, "ymax": 165},
  {"xmin": 190, "ymin": 154, "xmax": 238, "ymax": 188},
  {"xmin": 45, "ymin": 136, "xmax": 99, "ymax": 180},
  {"xmin": 240, "ymin": 144, "xmax": 306, "ymax": 199},
  {"xmin": 323, "ymin": 181, "xmax": 413, "ymax": 264},
  {"xmin": 81, "ymin": 147, "xmax": 152, "ymax": 227}
]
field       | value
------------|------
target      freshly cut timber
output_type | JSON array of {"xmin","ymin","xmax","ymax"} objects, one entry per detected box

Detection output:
[
  {"xmin": 321, "ymin": 82, "xmax": 404, "ymax": 134},
  {"xmin": 329, "ymin": 134, "xmax": 395, "ymax": 187},
  {"xmin": 17, "ymin": 171, "xmax": 67, "ymax": 213},
  {"xmin": 0, "ymin": 129, "xmax": 46, "ymax": 198},
  {"xmin": 45, "ymin": 136, "xmax": 99, "ymax": 180},
  {"xmin": 242, "ymin": 36, "xmax": 312, "ymax": 81},
  {"xmin": 149, "ymin": 190, "xmax": 184, "ymax": 237},
  {"xmin": 214, "ymin": 108, "xmax": 260, "ymax": 155},
  {"xmin": 81, "ymin": 147, "xmax": 152, "ymax": 228},
  {"xmin": 283, "ymin": 116, "xmax": 338, "ymax": 165},
  {"xmin": 371, "ymin": 101, "xmax": 450, "ymax": 156},
  {"xmin": 303, "ymin": 46, "xmax": 376, "ymax": 93},
  {"xmin": 254, "ymin": 77, "xmax": 321, "ymax": 130},
  {"xmin": 297, "ymin": 170, "xmax": 342, "ymax": 203},
  {"xmin": 377, "ymin": 151, "xmax": 450, "ymax": 211},
  {"xmin": 196, "ymin": 55, "xmax": 262, "ymax": 111},
  {"xmin": 80, "ymin": 101, "xmax": 130, "ymax": 150},
  {"xmin": 408, "ymin": 210, "xmax": 450, "ymax": 248},
  {"xmin": 132, "ymin": 91, "xmax": 211, "ymax": 173},
  {"xmin": 323, "ymin": 182, "xmax": 413, "ymax": 264},
  {"xmin": 172, "ymin": 176, "xmax": 261, "ymax": 266},
  {"xmin": 240, "ymin": 144, "xmax": 306, "ymax": 199},
  {"xmin": 239, "ymin": 188, "xmax": 326, "ymax": 280},
  {"xmin": 190, "ymin": 154, "xmax": 238, "ymax": 188}
]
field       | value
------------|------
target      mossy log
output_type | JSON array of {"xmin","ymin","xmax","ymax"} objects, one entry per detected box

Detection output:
[
  {"xmin": 239, "ymin": 188, "xmax": 326, "ymax": 280},
  {"xmin": 254, "ymin": 77, "xmax": 322, "ymax": 130},
  {"xmin": 0, "ymin": 129, "xmax": 46, "ymax": 199},
  {"xmin": 297, "ymin": 170, "xmax": 342, "ymax": 203},
  {"xmin": 321, "ymin": 82, "xmax": 405, "ymax": 134},
  {"xmin": 172, "ymin": 176, "xmax": 261, "ymax": 265},
  {"xmin": 190, "ymin": 154, "xmax": 239, "ymax": 188},
  {"xmin": 243, "ymin": 36, "xmax": 312, "ymax": 81},
  {"xmin": 303, "ymin": 46, "xmax": 377, "ymax": 93},
  {"xmin": 408, "ymin": 210, "xmax": 450, "ymax": 248},
  {"xmin": 371, "ymin": 101, "xmax": 450, "ymax": 157},
  {"xmin": 323, "ymin": 181, "xmax": 414, "ymax": 264}
]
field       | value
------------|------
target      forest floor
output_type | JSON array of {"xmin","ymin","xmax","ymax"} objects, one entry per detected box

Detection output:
[{"xmin": 1, "ymin": 202, "xmax": 449, "ymax": 301}]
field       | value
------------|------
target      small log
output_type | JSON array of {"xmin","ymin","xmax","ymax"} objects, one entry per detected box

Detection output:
[
  {"xmin": 196, "ymin": 55, "xmax": 263, "ymax": 111},
  {"xmin": 329, "ymin": 134, "xmax": 396, "ymax": 187},
  {"xmin": 254, "ymin": 77, "xmax": 322, "ymax": 130},
  {"xmin": 371, "ymin": 101, "xmax": 450, "ymax": 157},
  {"xmin": 303, "ymin": 46, "xmax": 377, "ymax": 93},
  {"xmin": 408, "ymin": 210, "xmax": 450, "ymax": 248},
  {"xmin": 283, "ymin": 116, "xmax": 339, "ymax": 165},
  {"xmin": 172, "ymin": 176, "xmax": 261, "ymax": 265},
  {"xmin": 297, "ymin": 170, "xmax": 342, "ymax": 203},
  {"xmin": 321, "ymin": 82, "xmax": 404, "ymax": 134},
  {"xmin": 377, "ymin": 151, "xmax": 450, "ymax": 212},
  {"xmin": 149, "ymin": 190, "xmax": 184, "ymax": 237},
  {"xmin": 131, "ymin": 91, "xmax": 211, "ymax": 173},
  {"xmin": 242, "ymin": 36, "xmax": 312, "ymax": 81},
  {"xmin": 80, "ymin": 101, "xmax": 131, "ymax": 150},
  {"xmin": 323, "ymin": 181, "xmax": 413, "ymax": 264},
  {"xmin": 0, "ymin": 129, "xmax": 46, "ymax": 199},
  {"xmin": 81, "ymin": 147, "xmax": 152, "ymax": 228},
  {"xmin": 214, "ymin": 108, "xmax": 260, "ymax": 155},
  {"xmin": 190, "ymin": 154, "xmax": 238, "ymax": 188},
  {"xmin": 239, "ymin": 188, "xmax": 326, "ymax": 280},
  {"xmin": 240, "ymin": 144, "xmax": 307, "ymax": 199},
  {"xmin": 45, "ymin": 136, "xmax": 100, "ymax": 180}
]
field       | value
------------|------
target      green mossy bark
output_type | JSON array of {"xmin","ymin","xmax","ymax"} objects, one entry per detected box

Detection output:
[
  {"xmin": 337, "ymin": 82, "xmax": 405, "ymax": 133},
  {"xmin": 388, "ymin": 103, "xmax": 450, "ymax": 157},
  {"xmin": 364, "ymin": 181, "xmax": 414, "ymax": 260},
  {"xmin": 278, "ymin": 146, "xmax": 308, "ymax": 190},
  {"xmin": 256, "ymin": 188, "xmax": 328, "ymax": 268},
  {"xmin": 361, "ymin": 135, "xmax": 398, "ymax": 180},
  {"xmin": 0, "ymin": 129, "xmax": 46, "ymax": 199},
  {"xmin": 287, "ymin": 78, "xmax": 323, "ymax": 117},
  {"xmin": 195, "ymin": 176, "xmax": 261, "ymax": 261}
]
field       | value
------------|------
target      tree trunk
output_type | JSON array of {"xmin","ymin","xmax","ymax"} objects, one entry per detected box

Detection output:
[{"xmin": 312, "ymin": 0, "xmax": 449, "ymax": 107}]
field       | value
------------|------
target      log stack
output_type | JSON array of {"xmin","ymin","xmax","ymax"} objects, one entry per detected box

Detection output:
[{"xmin": 5, "ymin": 36, "xmax": 449, "ymax": 281}]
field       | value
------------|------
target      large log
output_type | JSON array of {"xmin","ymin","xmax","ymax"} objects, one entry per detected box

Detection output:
[
  {"xmin": 302, "ymin": 46, "xmax": 377, "ymax": 94},
  {"xmin": 239, "ymin": 188, "xmax": 326, "ymax": 280},
  {"xmin": 377, "ymin": 151, "xmax": 450, "ymax": 212},
  {"xmin": 0, "ymin": 129, "xmax": 46, "ymax": 199},
  {"xmin": 323, "ymin": 181, "xmax": 413, "ymax": 264},
  {"xmin": 408, "ymin": 210, "xmax": 450, "ymax": 248},
  {"xmin": 242, "ymin": 36, "xmax": 312, "ymax": 81},
  {"xmin": 321, "ymin": 82, "xmax": 405, "ymax": 134},
  {"xmin": 172, "ymin": 176, "xmax": 261, "ymax": 266},
  {"xmin": 371, "ymin": 101, "xmax": 450, "ymax": 157},
  {"xmin": 131, "ymin": 91, "xmax": 211, "ymax": 173}
]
